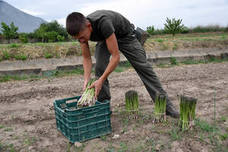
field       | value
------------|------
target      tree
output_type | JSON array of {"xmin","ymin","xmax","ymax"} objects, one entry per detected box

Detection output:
[
  {"xmin": 1, "ymin": 22, "xmax": 18, "ymax": 42},
  {"xmin": 164, "ymin": 17, "xmax": 184, "ymax": 36},
  {"xmin": 146, "ymin": 26, "xmax": 155, "ymax": 35}
]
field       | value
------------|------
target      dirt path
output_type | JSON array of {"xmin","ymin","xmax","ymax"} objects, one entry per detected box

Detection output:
[{"xmin": 0, "ymin": 62, "xmax": 228, "ymax": 152}]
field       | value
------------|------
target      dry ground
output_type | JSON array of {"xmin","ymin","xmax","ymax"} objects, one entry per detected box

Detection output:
[{"xmin": 0, "ymin": 62, "xmax": 228, "ymax": 152}]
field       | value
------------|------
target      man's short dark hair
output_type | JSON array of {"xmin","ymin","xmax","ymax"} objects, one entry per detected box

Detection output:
[{"xmin": 66, "ymin": 12, "xmax": 86, "ymax": 36}]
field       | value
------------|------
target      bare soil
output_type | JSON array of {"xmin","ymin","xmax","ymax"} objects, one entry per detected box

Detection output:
[{"xmin": 0, "ymin": 62, "xmax": 228, "ymax": 152}]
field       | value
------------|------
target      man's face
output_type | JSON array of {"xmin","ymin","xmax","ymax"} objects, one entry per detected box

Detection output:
[{"xmin": 74, "ymin": 23, "xmax": 91, "ymax": 43}]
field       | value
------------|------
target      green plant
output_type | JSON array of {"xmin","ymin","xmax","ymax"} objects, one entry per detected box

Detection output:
[
  {"xmin": 219, "ymin": 133, "xmax": 228, "ymax": 141},
  {"xmin": 164, "ymin": 17, "xmax": 184, "ymax": 36},
  {"xmin": 100, "ymin": 135, "xmax": 107, "ymax": 141},
  {"xmin": 7, "ymin": 143, "xmax": 15, "ymax": 152},
  {"xmin": 4, "ymin": 127, "xmax": 13, "ymax": 131},
  {"xmin": 2, "ymin": 50, "xmax": 10, "ymax": 60},
  {"xmin": 0, "ymin": 125, "xmax": 5, "ymax": 129},
  {"xmin": 14, "ymin": 54, "xmax": 27, "ymax": 60},
  {"xmin": 119, "ymin": 142, "xmax": 128, "ymax": 152},
  {"xmin": 172, "ymin": 43, "xmax": 178, "ymax": 50},
  {"xmin": 170, "ymin": 57, "xmax": 178, "ymax": 65}
]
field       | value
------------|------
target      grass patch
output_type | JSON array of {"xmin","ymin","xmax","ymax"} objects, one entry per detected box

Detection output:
[
  {"xmin": 44, "ymin": 52, "xmax": 54, "ymax": 59},
  {"xmin": 4, "ymin": 127, "xmax": 13, "ymax": 132},
  {"xmin": 14, "ymin": 54, "xmax": 27, "ymax": 60},
  {"xmin": 9, "ymin": 43, "xmax": 22, "ymax": 48},
  {"xmin": 2, "ymin": 50, "xmax": 11, "ymax": 60},
  {"xmin": 169, "ymin": 127, "xmax": 181, "ymax": 141},
  {"xmin": 0, "ymin": 75, "xmax": 30, "ymax": 82},
  {"xmin": 23, "ymin": 136, "xmax": 37, "ymax": 146},
  {"xmin": 155, "ymin": 38, "xmax": 164, "ymax": 43},
  {"xmin": 195, "ymin": 118, "xmax": 217, "ymax": 132},
  {"xmin": 118, "ymin": 142, "xmax": 128, "ymax": 152},
  {"xmin": 0, "ymin": 143, "xmax": 16, "ymax": 152}
]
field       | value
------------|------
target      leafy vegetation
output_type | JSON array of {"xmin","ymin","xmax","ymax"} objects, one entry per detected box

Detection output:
[
  {"xmin": 33, "ymin": 21, "xmax": 68, "ymax": 42},
  {"xmin": 164, "ymin": 18, "xmax": 184, "ymax": 36},
  {"xmin": 1, "ymin": 22, "xmax": 18, "ymax": 41}
]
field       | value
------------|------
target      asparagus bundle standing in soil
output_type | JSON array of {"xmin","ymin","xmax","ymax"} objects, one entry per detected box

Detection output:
[
  {"xmin": 125, "ymin": 90, "xmax": 139, "ymax": 115},
  {"xmin": 154, "ymin": 94, "xmax": 167, "ymax": 122},
  {"xmin": 77, "ymin": 79, "xmax": 96, "ymax": 108},
  {"xmin": 179, "ymin": 95, "xmax": 197, "ymax": 131}
]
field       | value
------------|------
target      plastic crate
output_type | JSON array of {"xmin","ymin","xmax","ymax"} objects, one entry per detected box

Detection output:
[{"xmin": 54, "ymin": 96, "xmax": 112, "ymax": 143}]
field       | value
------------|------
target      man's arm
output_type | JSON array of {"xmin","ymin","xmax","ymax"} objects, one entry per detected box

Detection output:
[
  {"xmin": 80, "ymin": 42, "xmax": 92, "ymax": 90},
  {"xmin": 89, "ymin": 33, "xmax": 120, "ymax": 98},
  {"xmin": 100, "ymin": 33, "xmax": 120, "ymax": 82}
]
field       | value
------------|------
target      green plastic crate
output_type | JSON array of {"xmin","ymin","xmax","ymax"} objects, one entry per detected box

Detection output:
[{"xmin": 54, "ymin": 96, "xmax": 112, "ymax": 143}]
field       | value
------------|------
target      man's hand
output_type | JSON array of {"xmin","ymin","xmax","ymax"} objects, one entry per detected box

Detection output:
[{"xmin": 88, "ymin": 78, "xmax": 104, "ymax": 99}]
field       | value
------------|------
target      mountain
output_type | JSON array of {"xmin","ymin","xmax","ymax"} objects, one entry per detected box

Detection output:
[{"xmin": 0, "ymin": 0, "xmax": 46, "ymax": 33}]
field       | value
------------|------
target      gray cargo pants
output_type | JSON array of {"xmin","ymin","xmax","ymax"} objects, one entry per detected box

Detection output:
[{"xmin": 95, "ymin": 34, "xmax": 170, "ymax": 104}]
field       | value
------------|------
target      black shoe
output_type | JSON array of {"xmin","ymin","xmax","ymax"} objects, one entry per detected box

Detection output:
[{"xmin": 166, "ymin": 103, "xmax": 180, "ymax": 118}]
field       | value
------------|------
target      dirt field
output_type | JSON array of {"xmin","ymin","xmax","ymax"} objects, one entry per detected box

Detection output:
[{"xmin": 0, "ymin": 62, "xmax": 228, "ymax": 152}]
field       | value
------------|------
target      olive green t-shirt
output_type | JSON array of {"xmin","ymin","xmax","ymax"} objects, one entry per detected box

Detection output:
[{"xmin": 87, "ymin": 10, "xmax": 134, "ymax": 41}]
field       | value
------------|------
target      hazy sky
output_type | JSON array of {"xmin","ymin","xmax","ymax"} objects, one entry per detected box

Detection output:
[{"xmin": 3, "ymin": 0, "xmax": 228, "ymax": 29}]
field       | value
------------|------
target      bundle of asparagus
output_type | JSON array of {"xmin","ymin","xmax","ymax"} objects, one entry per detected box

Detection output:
[
  {"xmin": 154, "ymin": 94, "xmax": 167, "ymax": 123},
  {"xmin": 125, "ymin": 90, "xmax": 139, "ymax": 113},
  {"xmin": 77, "ymin": 79, "xmax": 96, "ymax": 108},
  {"xmin": 179, "ymin": 95, "xmax": 197, "ymax": 131}
]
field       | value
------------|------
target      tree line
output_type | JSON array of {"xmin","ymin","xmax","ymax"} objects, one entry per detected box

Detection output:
[
  {"xmin": 147, "ymin": 17, "xmax": 228, "ymax": 36},
  {"xmin": 1, "ymin": 17, "xmax": 227, "ymax": 43},
  {"xmin": 0, "ymin": 21, "xmax": 69, "ymax": 43}
]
